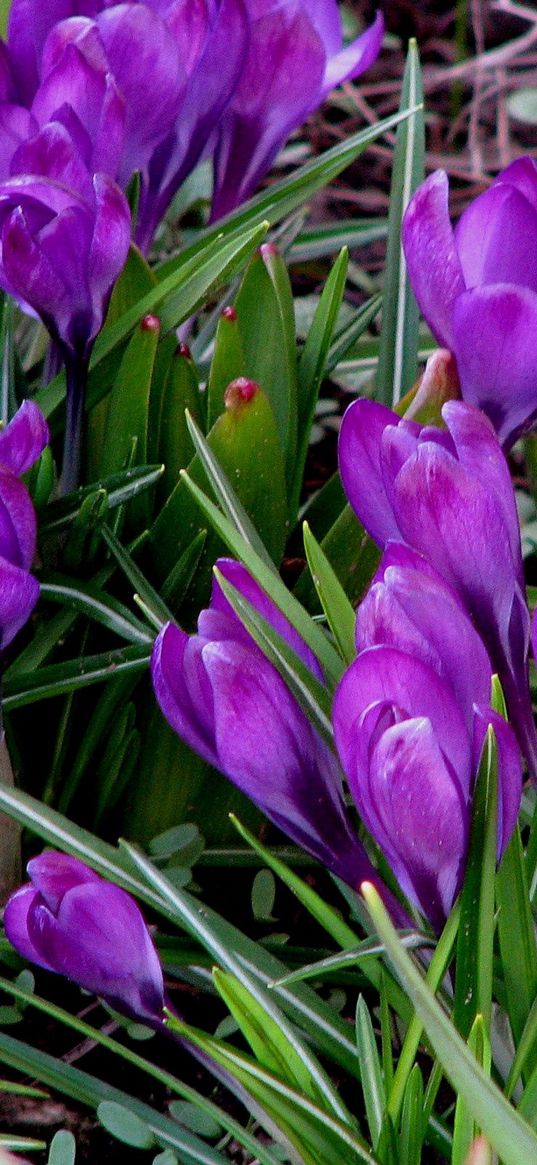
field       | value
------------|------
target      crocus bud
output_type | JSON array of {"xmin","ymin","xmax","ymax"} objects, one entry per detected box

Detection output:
[
  {"xmin": 4, "ymin": 852, "xmax": 165, "ymax": 1023},
  {"xmin": 399, "ymin": 349, "xmax": 460, "ymax": 425},
  {"xmin": 151, "ymin": 557, "xmax": 407, "ymax": 922},
  {"xmin": 403, "ymin": 159, "xmax": 537, "ymax": 448},
  {"xmin": 339, "ymin": 398, "xmax": 537, "ymax": 775},
  {"xmin": 334, "ymin": 554, "xmax": 522, "ymax": 930},
  {"xmin": 0, "ymin": 400, "xmax": 49, "ymax": 648}
]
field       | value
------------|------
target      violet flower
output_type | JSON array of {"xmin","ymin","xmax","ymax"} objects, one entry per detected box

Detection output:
[
  {"xmin": 339, "ymin": 398, "xmax": 537, "ymax": 775},
  {"xmin": 403, "ymin": 159, "xmax": 537, "ymax": 448},
  {"xmin": 334, "ymin": 550, "xmax": 522, "ymax": 930},
  {"xmin": 0, "ymin": 400, "xmax": 48, "ymax": 649},
  {"xmin": 210, "ymin": 2, "xmax": 384, "ymax": 220},
  {"xmin": 152, "ymin": 557, "xmax": 406, "ymax": 920},
  {"xmin": 0, "ymin": 121, "xmax": 131, "ymax": 491},
  {"xmin": 4, "ymin": 852, "xmax": 165, "ymax": 1023}
]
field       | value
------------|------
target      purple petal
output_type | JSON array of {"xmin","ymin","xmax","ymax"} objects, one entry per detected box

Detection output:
[
  {"xmin": 10, "ymin": 121, "xmax": 94, "ymax": 202},
  {"xmin": 3, "ymin": 884, "xmax": 55, "ymax": 970},
  {"xmin": 97, "ymin": 3, "xmax": 184, "ymax": 185},
  {"xmin": 0, "ymin": 558, "xmax": 39, "ymax": 648},
  {"xmin": 87, "ymin": 173, "xmax": 130, "ymax": 326},
  {"xmin": 151, "ymin": 621, "xmax": 219, "ymax": 769},
  {"xmin": 452, "ymin": 285, "xmax": 537, "ymax": 448},
  {"xmin": 334, "ymin": 645, "xmax": 473, "ymax": 795},
  {"xmin": 492, "ymin": 155, "xmax": 537, "ymax": 214},
  {"xmin": 306, "ymin": 0, "xmax": 342, "ymax": 55},
  {"xmin": 356, "ymin": 554, "xmax": 493, "ymax": 729},
  {"xmin": 0, "ymin": 106, "xmax": 37, "ymax": 180},
  {"xmin": 402, "ymin": 170, "xmax": 466, "ymax": 348},
  {"xmin": 455, "ymin": 184, "xmax": 537, "ymax": 293},
  {"xmin": 322, "ymin": 11, "xmax": 383, "ymax": 95},
  {"xmin": 212, "ymin": 558, "xmax": 324, "ymax": 680},
  {"xmin": 338, "ymin": 399, "xmax": 407, "ymax": 545},
  {"xmin": 0, "ymin": 467, "xmax": 37, "ymax": 570},
  {"xmin": 27, "ymin": 850, "xmax": 100, "ymax": 912},
  {"xmin": 0, "ymin": 400, "xmax": 49, "ymax": 474},
  {"xmin": 211, "ymin": 1, "xmax": 326, "ymax": 217},
  {"xmin": 203, "ymin": 637, "xmax": 363, "ymax": 881},
  {"xmin": 28, "ymin": 882, "xmax": 164, "ymax": 1020},
  {"xmin": 391, "ymin": 441, "xmax": 517, "ymax": 648},
  {"xmin": 361, "ymin": 715, "xmax": 468, "ymax": 928}
]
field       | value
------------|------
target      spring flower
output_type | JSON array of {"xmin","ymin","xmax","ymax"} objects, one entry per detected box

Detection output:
[
  {"xmin": 152, "ymin": 557, "xmax": 405, "ymax": 919},
  {"xmin": 339, "ymin": 398, "xmax": 537, "ymax": 775},
  {"xmin": 0, "ymin": 400, "xmax": 48, "ymax": 648},
  {"xmin": 403, "ymin": 159, "xmax": 537, "ymax": 447},
  {"xmin": 4, "ymin": 852, "xmax": 165, "ymax": 1022},
  {"xmin": 210, "ymin": 2, "xmax": 384, "ymax": 220},
  {"xmin": 334, "ymin": 548, "xmax": 522, "ymax": 929}
]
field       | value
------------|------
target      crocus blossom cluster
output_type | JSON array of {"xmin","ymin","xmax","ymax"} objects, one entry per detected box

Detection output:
[
  {"xmin": 403, "ymin": 158, "xmax": 537, "ymax": 448},
  {"xmin": 4, "ymin": 851, "xmax": 165, "ymax": 1023},
  {"xmin": 339, "ymin": 398, "xmax": 537, "ymax": 776},
  {"xmin": 333, "ymin": 544, "xmax": 522, "ymax": 929},
  {"xmin": 3, "ymin": 0, "xmax": 384, "ymax": 245},
  {"xmin": 0, "ymin": 400, "xmax": 48, "ymax": 649},
  {"xmin": 152, "ymin": 557, "xmax": 406, "ymax": 922}
]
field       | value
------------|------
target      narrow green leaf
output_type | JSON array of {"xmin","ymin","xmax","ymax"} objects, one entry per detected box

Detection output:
[
  {"xmin": 100, "ymin": 315, "xmax": 161, "ymax": 479},
  {"xmin": 326, "ymin": 293, "xmax": 382, "ymax": 373},
  {"xmin": 40, "ymin": 465, "xmax": 164, "ymax": 536},
  {"xmin": 497, "ymin": 823, "xmax": 537, "ymax": 1053},
  {"xmin": 398, "ymin": 1064, "xmax": 424, "ymax": 1165},
  {"xmin": 47, "ymin": 1130, "xmax": 76, "ymax": 1165},
  {"xmin": 39, "ymin": 578, "xmax": 153, "ymax": 645},
  {"xmin": 289, "ymin": 219, "xmax": 387, "ymax": 263},
  {"xmin": 454, "ymin": 726, "xmax": 498, "ymax": 1036},
  {"xmin": 3, "ymin": 644, "xmax": 150, "ymax": 709},
  {"xmin": 452, "ymin": 1016, "xmax": 491, "ymax": 1165},
  {"xmin": 229, "ymin": 813, "xmax": 359, "ymax": 949},
  {"xmin": 376, "ymin": 40, "xmax": 424, "ymax": 405},
  {"xmin": 355, "ymin": 996, "xmax": 385, "ymax": 1147},
  {"xmin": 100, "ymin": 525, "xmax": 173, "ymax": 625},
  {"xmin": 303, "ymin": 520, "xmax": 356, "ymax": 665},
  {"xmin": 166, "ymin": 1013, "xmax": 377, "ymax": 1165},
  {"xmin": 362, "ymin": 883, "xmax": 537, "ymax": 1165},
  {"xmin": 179, "ymin": 470, "xmax": 343, "ymax": 683},
  {"xmin": 206, "ymin": 305, "xmax": 245, "ymax": 428}
]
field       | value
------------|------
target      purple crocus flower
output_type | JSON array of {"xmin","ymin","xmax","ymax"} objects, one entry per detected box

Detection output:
[
  {"xmin": 339, "ymin": 398, "xmax": 537, "ymax": 775},
  {"xmin": 403, "ymin": 159, "xmax": 537, "ymax": 448},
  {"xmin": 0, "ymin": 400, "xmax": 48, "ymax": 649},
  {"xmin": 152, "ymin": 557, "xmax": 406, "ymax": 919},
  {"xmin": 210, "ymin": 2, "xmax": 384, "ymax": 220},
  {"xmin": 4, "ymin": 852, "xmax": 165, "ymax": 1022},
  {"xmin": 334, "ymin": 550, "xmax": 522, "ymax": 930},
  {"xmin": 0, "ymin": 120, "xmax": 131, "ymax": 490}
]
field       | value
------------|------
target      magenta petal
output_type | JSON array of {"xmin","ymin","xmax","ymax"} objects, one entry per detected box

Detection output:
[
  {"xmin": 365, "ymin": 716, "xmax": 468, "ymax": 927},
  {"xmin": 0, "ymin": 468, "xmax": 37, "ymax": 570},
  {"xmin": 27, "ymin": 851, "xmax": 101, "ymax": 912},
  {"xmin": 212, "ymin": 558, "xmax": 324, "ymax": 679},
  {"xmin": 402, "ymin": 170, "xmax": 466, "ymax": 348},
  {"xmin": 322, "ymin": 11, "xmax": 383, "ymax": 94},
  {"xmin": 29, "ymin": 882, "xmax": 164, "ymax": 1020},
  {"xmin": 0, "ymin": 400, "xmax": 49, "ymax": 474},
  {"xmin": 495, "ymin": 155, "xmax": 537, "ymax": 213},
  {"xmin": 452, "ymin": 285, "xmax": 537, "ymax": 447},
  {"xmin": 0, "ymin": 558, "xmax": 39, "ymax": 647},
  {"xmin": 151, "ymin": 622, "xmax": 218, "ymax": 768},
  {"xmin": 455, "ymin": 185, "xmax": 537, "ymax": 293},
  {"xmin": 3, "ymin": 884, "xmax": 55, "ymax": 970},
  {"xmin": 334, "ymin": 645, "xmax": 472, "ymax": 792},
  {"xmin": 338, "ymin": 399, "xmax": 405, "ymax": 545}
]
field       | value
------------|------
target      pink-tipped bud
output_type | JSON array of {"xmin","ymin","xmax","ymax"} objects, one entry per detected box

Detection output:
[
  {"xmin": 260, "ymin": 242, "xmax": 278, "ymax": 260},
  {"xmin": 224, "ymin": 377, "xmax": 259, "ymax": 410},
  {"xmin": 402, "ymin": 349, "xmax": 461, "ymax": 426},
  {"xmin": 175, "ymin": 341, "xmax": 192, "ymax": 359},
  {"xmin": 222, "ymin": 306, "xmax": 237, "ymax": 322},
  {"xmin": 141, "ymin": 314, "xmax": 160, "ymax": 333}
]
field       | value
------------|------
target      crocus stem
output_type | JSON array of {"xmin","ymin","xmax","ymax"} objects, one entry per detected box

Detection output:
[{"xmin": 59, "ymin": 351, "xmax": 89, "ymax": 495}]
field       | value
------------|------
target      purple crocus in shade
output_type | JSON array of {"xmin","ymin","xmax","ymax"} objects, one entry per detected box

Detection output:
[
  {"xmin": 0, "ymin": 121, "xmax": 131, "ymax": 491},
  {"xmin": 151, "ymin": 557, "xmax": 406, "ymax": 921},
  {"xmin": 333, "ymin": 552, "xmax": 522, "ymax": 929},
  {"xmin": 403, "ymin": 159, "xmax": 537, "ymax": 448},
  {"xmin": 4, "ymin": 852, "xmax": 165, "ymax": 1023},
  {"xmin": 0, "ymin": 400, "xmax": 49, "ymax": 649},
  {"xmin": 210, "ymin": 2, "xmax": 384, "ymax": 221},
  {"xmin": 339, "ymin": 397, "xmax": 537, "ymax": 776}
]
